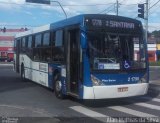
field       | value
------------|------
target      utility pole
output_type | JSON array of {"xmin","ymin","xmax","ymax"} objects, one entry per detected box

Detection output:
[
  {"xmin": 145, "ymin": 0, "xmax": 149, "ymax": 43},
  {"xmin": 50, "ymin": 0, "xmax": 67, "ymax": 19},
  {"xmin": 116, "ymin": 0, "xmax": 119, "ymax": 16}
]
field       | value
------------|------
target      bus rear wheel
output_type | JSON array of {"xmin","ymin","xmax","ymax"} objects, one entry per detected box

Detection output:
[{"xmin": 54, "ymin": 74, "xmax": 65, "ymax": 99}]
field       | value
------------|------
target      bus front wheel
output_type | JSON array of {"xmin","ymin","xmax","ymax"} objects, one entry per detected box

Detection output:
[{"xmin": 54, "ymin": 74, "xmax": 65, "ymax": 99}]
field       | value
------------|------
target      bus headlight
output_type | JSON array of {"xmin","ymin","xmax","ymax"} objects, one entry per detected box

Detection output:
[
  {"xmin": 91, "ymin": 74, "xmax": 104, "ymax": 86},
  {"xmin": 139, "ymin": 73, "xmax": 148, "ymax": 83}
]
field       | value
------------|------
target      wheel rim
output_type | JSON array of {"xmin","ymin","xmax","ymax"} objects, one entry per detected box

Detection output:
[{"xmin": 56, "ymin": 80, "xmax": 62, "ymax": 92}]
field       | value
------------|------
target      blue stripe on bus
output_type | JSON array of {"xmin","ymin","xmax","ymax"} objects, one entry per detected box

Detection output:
[{"xmin": 92, "ymin": 72, "xmax": 147, "ymax": 85}]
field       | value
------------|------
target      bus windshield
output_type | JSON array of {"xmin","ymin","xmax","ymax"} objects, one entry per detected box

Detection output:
[{"xmin": 87, "ymin": 31, "xmax": 146, "ymax": 71}]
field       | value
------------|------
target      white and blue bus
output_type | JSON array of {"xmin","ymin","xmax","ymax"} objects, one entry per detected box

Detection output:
[{"xmin": 14, "ymin": 14, "xmax": 149, "ymax": 99}]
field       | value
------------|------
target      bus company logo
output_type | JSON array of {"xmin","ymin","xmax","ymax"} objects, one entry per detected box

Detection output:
[{"xmin": 102, "ymin": 79, "xmax": 116, "ymax": 83}]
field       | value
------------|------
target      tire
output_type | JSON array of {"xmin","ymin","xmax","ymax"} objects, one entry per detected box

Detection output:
[
  {"xmin": 21, "ymin": 65, "xmax": 26, "ymax": 82},
  {"xmin": 54, "ymin": 74, "xmax": 65, "ymax": 99}
]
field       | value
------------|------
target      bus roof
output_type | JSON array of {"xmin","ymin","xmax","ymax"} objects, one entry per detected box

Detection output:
[
  {"xmin": 50, "ymin": 14, "xmax": 141, "ymax": 30},
  {"xmin": 15, "ymin": 24, "xmax": 50, "ymax": 38},
  {"xmin": 50, "ymin": 14, "xmax": 84, "ymax": 30},
  {"xmin": 15, "ymin": 14, "xmax": 141, "ymax": 38}
]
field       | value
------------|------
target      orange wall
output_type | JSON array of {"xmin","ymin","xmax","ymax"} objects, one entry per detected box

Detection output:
[{"xmin": 148, "ymin": 51, "xmax": 156, "ymax": 62}]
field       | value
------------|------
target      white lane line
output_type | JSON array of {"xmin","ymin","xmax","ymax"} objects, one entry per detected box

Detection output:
[
  {"xmin": 141, "ymin": 97, "xmax": 160, "ymax": 103},
  {"xmin": 134, "ymin": 103, "xmax": 160, "ymax": 111},
  {"xmin": 127, "ymin": 97, "xmax": 160, "ymax": 111},
  {"xmin": 70, "ymin": 106, "xmax": 125, "ymax": 123},
  {"xmin": 109, "ymin": 106, "xmax": 157, "ymax": 117}
]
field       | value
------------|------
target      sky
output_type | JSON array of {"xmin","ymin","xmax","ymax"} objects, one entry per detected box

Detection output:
[{"xmin": 0, "ymin": 0, "xmax": 160, "ymax": 32}]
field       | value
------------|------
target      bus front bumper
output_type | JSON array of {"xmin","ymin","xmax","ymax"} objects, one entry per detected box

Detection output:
[{"xmin": 83, "ymin": 83, "xmax": 149, "ymax": 99}]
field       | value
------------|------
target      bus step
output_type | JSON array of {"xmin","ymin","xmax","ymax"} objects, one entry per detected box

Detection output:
[{"xmin": 67, "ymin": 92, "xmax": 79, "ymax": 98}]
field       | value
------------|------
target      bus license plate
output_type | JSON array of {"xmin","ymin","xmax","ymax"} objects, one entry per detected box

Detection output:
[{"xmin": 118, "ymin": 87, "xmax": 128, "ymax": 92}]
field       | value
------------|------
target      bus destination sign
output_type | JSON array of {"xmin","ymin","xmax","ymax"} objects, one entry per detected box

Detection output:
[{"xmin": 87, "ymin": 19, "xmax": 135, "ymax": 29}]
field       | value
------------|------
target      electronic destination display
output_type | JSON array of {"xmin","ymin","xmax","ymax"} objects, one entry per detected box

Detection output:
[{"xmin": 85, "ymin": 16, "xmax": 142, "ymax": 34}]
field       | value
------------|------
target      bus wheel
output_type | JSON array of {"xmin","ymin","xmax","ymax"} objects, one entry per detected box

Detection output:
[
  {"xmin": 54, "ymin": 74, "xmax": 65, "ymax": 99},
  {"xmin": 21, "ymin": 65, "xmax": 26, "ymax": 82}
]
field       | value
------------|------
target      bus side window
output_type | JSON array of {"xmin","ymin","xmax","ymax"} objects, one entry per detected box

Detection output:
[
  {"xmin": 28, "ymin": 36, "xmax": 32, "ymax": 48},
  {"xmin": 51, "ymin": 31, "xmax": 55, "ymax": 46},
  {"xmin": 21, "ymin": 37, "xmax": 26, "ymax": 53},
  {"xmin": 43, "ymin": 32, "xmax": 50, "ymax": 46},
  {"xmin": 27, "ymin": 36, "xmax": 33, "ymax": 59},
  {"xmin": 53, "ymin": 30, "xmax": 64, "ymax": 62},
  {"xmin": 33, "ymin": 34, "xmax": 42, "ymax": 61},
  {"xmin": 35, "ymin": 34, "xmax": 42, "ymax": 47},
  {"xmin": 41, "ymin": 32, "xmax": 52, "ymax": 62},
  {"xmin": 55, "ymin": 30, "xmax": 63, "ymax": 47}
]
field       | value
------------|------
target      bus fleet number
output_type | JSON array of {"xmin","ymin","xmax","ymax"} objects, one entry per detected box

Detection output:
[{"xmin": 128, "ymin": 77, "xmax": 139, "ymax": 82}]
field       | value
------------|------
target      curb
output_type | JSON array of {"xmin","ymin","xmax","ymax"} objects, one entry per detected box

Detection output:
[{"xmin": 0, "ymin": 64, "xmax": 13, "ymax": 66}]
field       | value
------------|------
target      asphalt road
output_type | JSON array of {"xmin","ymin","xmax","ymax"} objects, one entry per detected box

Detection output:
[{"xmin": 0, "ymin": 64, "xmax": 159, "ymax": 123}]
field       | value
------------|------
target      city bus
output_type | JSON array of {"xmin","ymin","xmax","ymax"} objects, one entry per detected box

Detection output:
[{"xmin": 14, "ymin": 14, "xmax": 149, "ymax": 99}]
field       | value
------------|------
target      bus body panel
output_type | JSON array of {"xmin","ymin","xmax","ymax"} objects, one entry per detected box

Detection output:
[
  {"xmin": 19, "ymin": 54, "xmax": 49, "ymax": 87},
  {"xmin": 91, "ymin": 72, "xmax": 148, "ymax": 86},
  {"xmin": 48, "ymin": 63, "xmax": 67, "ymax": 94},
  {"xmin": 83, "ymin": 83, "xmax": 148, "ymax": 99}
]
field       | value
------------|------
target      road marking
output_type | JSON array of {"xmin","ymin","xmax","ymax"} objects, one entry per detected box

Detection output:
[
  {"xmin": 70, "ymin": 106, "xmax": 125, "ymax": 123},
  {"xmin": 134, "ymin": 102, "xmax": 160, "ymax": 111},
  {"xmin": 0, "ymin": 104, "xmax": 53, "ymax": 116},
  {"xmin": 127, "ymin": 97, "xmax": 160, "ymax": 111},
  {"xmin": 141, "ymin": 97, "xmax": 160, "ymax": 103},
  {"xmin": 109, "ymin": 106, "xmax": 157, "ymax": 117}
]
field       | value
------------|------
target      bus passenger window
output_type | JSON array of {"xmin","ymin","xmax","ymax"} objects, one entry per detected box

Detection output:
[
  {"xmin": 43, "ymin": 32, "xmax": 50, "ymax": 46},
  {"xmin": 55, "ymin": 30, "xmax": 63, "ymax": 46},
  {"xmin": 28, "ymin": 36, "xmax": 32, "ymax": 48},
  {"xmin": 35, "ymin": 34, "xmax": 42, "ymax": 47},
  {"xmin": 51, "ymin": 32, "xmax": 55, "ymax": 46}
]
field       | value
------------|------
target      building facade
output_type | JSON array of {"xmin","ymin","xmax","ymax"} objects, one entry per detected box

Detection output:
[
  {"xmin": 0, "ymin": 28, "xmax": 26, "ymax": 61},
  {"xmin": 147, "ymin": 36, "xmax": 157, "ymax": 62}
]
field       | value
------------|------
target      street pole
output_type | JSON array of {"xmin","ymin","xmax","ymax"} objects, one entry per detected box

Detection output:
[
  {"xmin": 116, "ymin": 0, "xmax": 119, "ymax": 16},
  {"xmin": 145, "ymin": 0, "xmax": 148, "ymax": 43},
  {"xmin": 50, "ymin": 1, "xmax": 67, "ymax": 19},
  {"xmin": 26, "ymin": 0, "xmax": 67, "ymax": 19}
]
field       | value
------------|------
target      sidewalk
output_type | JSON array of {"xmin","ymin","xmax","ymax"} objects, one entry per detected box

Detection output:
[
  {"xmin": 0, "ymin": 62, "xmax": 13, "ymax": 66},
  {"xmin": 149, "ymin": 66, "xmax": 160, "ymax": 68}
]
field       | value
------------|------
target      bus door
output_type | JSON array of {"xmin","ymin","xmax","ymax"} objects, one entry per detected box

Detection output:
[
  {"xmin": 66, "ymin": 28, "xmax": 80, "ymax": 96},
  {"xmin": 16, "ymin": 39, "xmax": 20, "ymax": 73}
]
